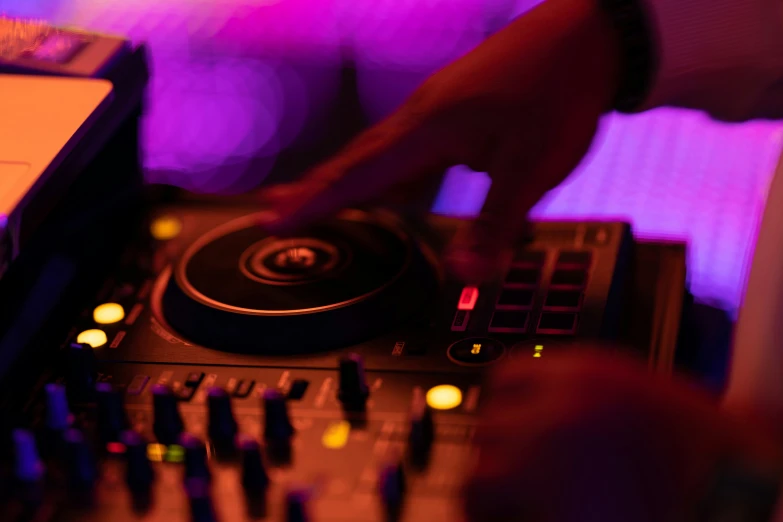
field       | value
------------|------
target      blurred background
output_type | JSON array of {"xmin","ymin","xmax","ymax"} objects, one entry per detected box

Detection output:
[{"xmin": 4, "ymin": 0, "xmax": 783, "ymax": 313}]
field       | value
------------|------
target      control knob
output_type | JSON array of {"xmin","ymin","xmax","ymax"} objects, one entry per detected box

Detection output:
[
  {"xmin": 285, "ymin": 487, "xmax": 311, "ymax": 522},
  {"xmin": 122, "ymin": 430, "xmax": 155, "ymax": 493},
  {"xmin": 378, "ymin": 458, "xmax": 406, "ymax": 522},
  {"xmin": 96, "ymin": 382, "xmax": 129, "ymax": 443},
  {"xmin": 262, "ymin": 388, "xmax": 294, "ymax": 463},
  {"xmin": 186, "ymin": 477, "xmax": 218, "ymax": 522},
  {"xmin": 152, "ymin": 384, "xmax": 184, "ymax": 445},
  {"xmin": 12, "ymin": 429, "xmax": 44, "ymax": 484},
  {"xmin": 180, "ymin": 433, "xmax": 211, "ymax": 481},
  {"xmin": 407, "ymin": 388, "xmax": 434, "ymax": 470},
  {"xmin": 207, "ymin": 387, "xmax": 238, "ymax": 454},
  {"xmin": 239, "ymin": 436, "xmax": 269, "ymax": 492},
  {"xmin": 337, "ymin": 353, "xmax": 369, "ymax": 412},
  {"xmin": 63, "ymin": 428, "xmax": 97, "ymax": 497},
  {"xmin": 66, "ymin": 342, "xmax": 97, "ymax": 402},
  {"xmin": 44, "ymin": 383, "xmax": 72, "ymax": 431},
  {"xmin": 239, "ymin": 436, "xmax": 270, "ymax": 518}
]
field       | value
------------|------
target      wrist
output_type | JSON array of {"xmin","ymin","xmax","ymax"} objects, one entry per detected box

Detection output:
[
  {"xmin": 587, "ymin": 0, "xmax": 625, "ymax": 113},
  {"xmin": 547, "ymin": 0, "xmax": 624, "ymax": 113},
  {"xmin": 593, "ymin": 0, "xmax": 658, "ymax": 112}
]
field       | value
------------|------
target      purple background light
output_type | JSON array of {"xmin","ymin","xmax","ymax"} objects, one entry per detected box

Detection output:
[{"xmin": 4, "ymin": 0, "xmax": 783, "ymax": 312}]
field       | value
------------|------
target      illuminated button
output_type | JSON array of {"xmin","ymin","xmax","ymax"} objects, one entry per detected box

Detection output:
[
  {"xmin": 76, "ymin": 329, "xmax": 107, "ymax": 348},
  {"xmin": 166, "ymin": 445, "xmax": 186, "ymax": 465},
  {"xmin": 447, "ymin": 337, "xmax": 506, "ymax": 366},
  {"xmin": 426, "ymin": 385, "xmax": 462, "ymax": 411},
  {"xmin": 146, "ymin": 443, "xmax": 166, "ymax": 462},
  {"xmin": 511, "ymin": 339, "xmax": 576, "ymax": 359},
  {"xmin": 106, "ymin": 442, "xmax": 126, "ymax": 455},
  {"xmin": 322, "ymin": 421, "xmax": 351, "ymax": 449},
  {"xmin": 457, "ymin": 286, "xmax": 479, "ymax": 311},
  {"xmin": 93, "ymin": 303, "xmax": 125, "ymax": 324},
  {"xmin": 150, "ymin": 215, "xmax": 182, "ymax": 240}
]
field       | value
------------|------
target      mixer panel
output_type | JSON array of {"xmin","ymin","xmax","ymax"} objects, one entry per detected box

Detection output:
[{"xmin": 0, "ymin": 18, "xmax": 693, "ymax": 522}]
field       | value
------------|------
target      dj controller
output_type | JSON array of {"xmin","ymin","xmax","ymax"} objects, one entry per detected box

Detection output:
[{"xmin": 0, "ymin": 17, "xmax": 698, "ymax": 522}]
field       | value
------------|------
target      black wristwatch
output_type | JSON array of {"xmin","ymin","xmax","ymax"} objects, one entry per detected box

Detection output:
[
  {"xmin": 598, "ymin": 0, "xmax": 658, "ymax": 112},
  {"xmin": 697, "ymin": 459, "xmax": 782, "ymax": 522}
]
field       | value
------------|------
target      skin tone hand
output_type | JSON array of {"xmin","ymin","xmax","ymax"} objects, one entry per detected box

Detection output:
[
  {"xmin": 258, "ymin": 0, "xmax": 621, "ymax": 283},
  {"xmin": 461, "ymin": 349, "xmax": 783, "ymax": 522}
]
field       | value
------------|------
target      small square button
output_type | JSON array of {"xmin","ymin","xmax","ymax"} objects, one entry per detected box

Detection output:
[{"xmin": 287, "ymin": 380, "xmax": 309, "ymax": 400}]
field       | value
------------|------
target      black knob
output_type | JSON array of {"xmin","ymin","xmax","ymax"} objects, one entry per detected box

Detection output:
[
  {"xmin": 180, "ymin": 433, "xmax": 211, "ymax": 481},
  {"xmin": 338, "ymin": 353, "xmax": 369, "ymax": 411},
  {"xmin": 152, "ymin": 384, "xmax": 184, "ymax": 445},
  {"xmin": 285, "ymin": 487, "xmax": 311, "ymax": 522},
  {"xmin": 63, "ymin": 428, "xmax": 97, "ymax": 492},
  {"xmin": 44, "ymin": 383, "xmax": 72, "ymax": 431},
  {"xmin": 207, "ymin": 387, "xmax": 238, "ymax": 453},
  {"xmin": 12, "ymin": 429, "xmax": 44, "ymax": 484},
  {"xmin": 407, "ymin": 388, "xmax": 434, "ymax": 470},
  {"xmin": 186, "ymin": 477, "xmax": 218, "ymax": 522},
  {"xmin": 239, "ymin": 436, "xmax": 269, "ymax": 492},
  {"xmin": 262, "ymin": 388, "xmax": 293, "ymax": 462},
  {"xmin": 122, "ymin": 430, "xmax": 155, "ymax": 493},
  {"xmin": 378, "ymin": 458, "xmax": 406, "ymax": 522},
  {"xmin": 96, "ymin": 383, "xmax": 128, "ymax": 443},
  {"xmin": 66, "ymin": 342, "xmax": 97, "ymax": 402}
]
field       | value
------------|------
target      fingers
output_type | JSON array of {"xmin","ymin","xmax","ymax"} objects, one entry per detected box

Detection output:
[
  {"xmin": 445, "ymin": 135, "xmax": 548, "ymax": 283},
  {"xmin": 445, "ymin": 112, "xmax": 599, "ymax": 284},
  {"xmin": 258, "ymin": 108, "xmax": 448, "ymax": 235}
]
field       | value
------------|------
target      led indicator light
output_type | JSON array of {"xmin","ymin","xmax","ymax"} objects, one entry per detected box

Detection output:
[
  {"xmin": 426, "ymin": 385, "xmax": 463, "ymax": 410},
  {"xmin": 76, "ymin": 329, "xmax": 107, "ymax": 348},
  {"xmin": 93, "ymin": 303, "xmax": 125, "ymax": 324}
]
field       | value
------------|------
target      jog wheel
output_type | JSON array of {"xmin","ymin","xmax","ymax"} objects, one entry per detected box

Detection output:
[{"xmin": 161, "ymin": 210, "xmax": 437, "ymax": 354}]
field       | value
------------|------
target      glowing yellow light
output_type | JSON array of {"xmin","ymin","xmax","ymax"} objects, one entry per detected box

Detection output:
[
  {"xmin": 93, "ymin": 303, "xmax": 125, "ymax": 324},
  {"xmin": 76, "ymin": 329, "xmax": 107, "ymax": 348},
  {"xmin": 533, "ymin": 353, "xmax": 542, "ymax": 358},
  {"xmin": 147, "ymin": 443, "xmax": 165, "ymax": 462},
  {"xmin": 426, "ymin": 385, "xmax": 463, "ymax": 410},
  {"xmin": 322, "ymin": 421, "xmax": 351, "ymax": 449},
  {"xmin": 471, "ymin": 344, "xmax": 482, "ymax": 355},
  {"xmin": 150, "ymin": 215, "xmax": 182, "ymax": 240},
  {"xmin": 165, "ymin": 444, "xmax": 185, "ymax": 463},
  {"xmin": 533, "ymin": 344, "xmax": 544, "ymax": 358}
]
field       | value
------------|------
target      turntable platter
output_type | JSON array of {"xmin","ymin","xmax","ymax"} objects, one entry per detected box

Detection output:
[{"xmin": 160, "ymin": 210, "xmax": 438, "ymax": 354}]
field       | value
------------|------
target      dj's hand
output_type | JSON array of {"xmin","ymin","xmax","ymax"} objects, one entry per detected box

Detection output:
[
  {"xmin": 258, "ymin": 0, "xmax": 621, "ymax": 282},
  {"xmin": 461, "ymin": 349, "xmax": 783, "ymax": 522}
]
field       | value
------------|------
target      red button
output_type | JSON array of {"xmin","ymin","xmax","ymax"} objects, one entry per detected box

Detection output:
[{"xmin": 458, "ymin": 286, "xmax": 479, "ymax": 311}]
